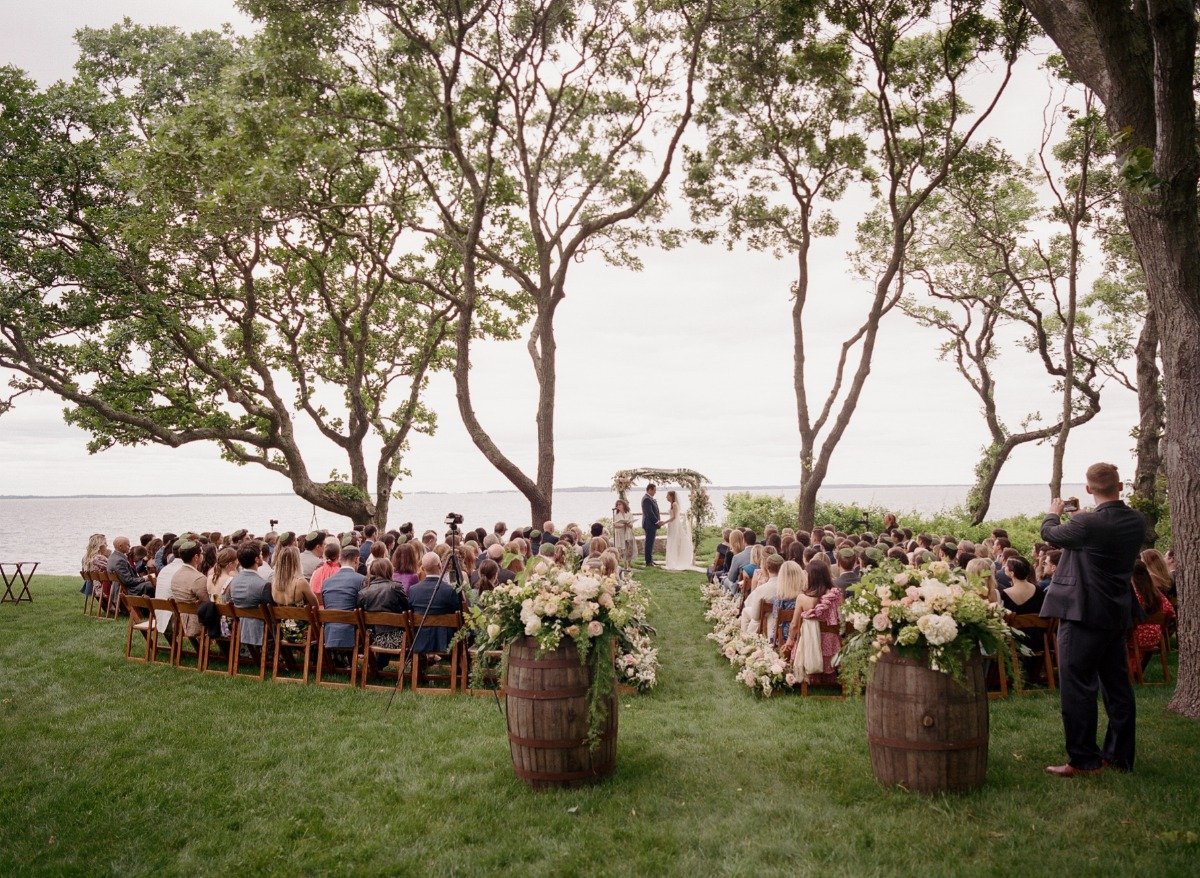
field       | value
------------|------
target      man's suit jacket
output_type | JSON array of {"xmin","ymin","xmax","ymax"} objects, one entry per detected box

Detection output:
[
  {"xmin": 642, "ymin": 494, "xmax": 661, "ymax": 529},
  {"xmin": 1040, "ymin": 500, "xmax": 1145, "ymax": 629},
  {"xmin": 724, "ymin": 546, "xmax": 753, "ymax": 590},
  {"xmin": 107, "ymin": 551, "xmax": 148, "ymax": 589},
  {"xmin": 171, "ymin": 565, "xmax": 210, "ymax": 638},
  {"xmin": 541, "ymin": 532, "xmax": 559, "ymax": 546},
  {"xmin": 408, "ymin": 575, "xmax": 463, "ymax": 653},
  {"xmin": 322, "ymin": 568, "xmax": 366, "ymax": 648},
  {"xmin": 229, "ymin": 568, "xmax": 271, "ymax": 646}
]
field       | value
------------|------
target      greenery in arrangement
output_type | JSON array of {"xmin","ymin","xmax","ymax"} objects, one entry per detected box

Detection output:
[
  {"xmin": 3, "ymin": 575, "xmax": 1198, "ymax": 876},
  {"xmin": 463, "ymin": 567, "xmax": 654, "ymax": 745},
  {"xmin": 837, "ymin": 560, "xmax": 1023, "ymax": 694}
]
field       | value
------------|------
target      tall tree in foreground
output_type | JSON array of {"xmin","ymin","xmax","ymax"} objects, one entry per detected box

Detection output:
[
  {"xmin": 689, "ymin": 0, "xmax": 1030, "ymax": 529},
  {"xmin": 249, "ymin": 0, "xmax": 712, "ymax": 525},
  {"xmin": 1020, "ymin": 0, "xmax": 1200, "ymax": 718},
  {"xmin": 0, "ymin": 25, "xmax": 455, "ymax": 525}
]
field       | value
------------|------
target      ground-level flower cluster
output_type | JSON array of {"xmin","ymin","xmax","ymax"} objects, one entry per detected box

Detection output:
[{"xmin": 702, "ymin": 582, "xmax": 792, "ymax": 697}]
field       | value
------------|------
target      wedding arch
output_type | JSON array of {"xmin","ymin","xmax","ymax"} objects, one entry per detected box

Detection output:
[{"xmin": 610, "ymin": 468, "xmax": 713, "ymax": 551}]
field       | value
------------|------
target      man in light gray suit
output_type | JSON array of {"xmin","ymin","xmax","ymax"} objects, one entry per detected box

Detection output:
[
  {"xmin": 229, "ymin": 541, "xmax": 270, "ymax": 650},
  {"xmin": 722, "ymin": 529, "xmax": 757, "ymax": 595}
]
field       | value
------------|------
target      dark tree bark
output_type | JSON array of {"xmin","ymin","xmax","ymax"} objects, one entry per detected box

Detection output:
[
  {"xmin": 1131, "ymin": 311, "xmax": 1165, "ymax": 545},
  {"xmin": 1022, "ymin": 0, "xmax": 1200, "ymax": 718}
]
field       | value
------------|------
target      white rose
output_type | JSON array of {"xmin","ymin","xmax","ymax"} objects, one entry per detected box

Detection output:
[
  {"xmin": 893, "ymin": 573, "xmax": 909, "ymax": 586},
  {"xmin": 875, "ymin": 585, "xmax": 892, "ymax": 600},
  {"xmin": 486, "ymin": 624, "xmax": 500, "ymax": 638},
  {"xmin": 524, "ymin": 617, "xmax": 542, "ymax": 636}
]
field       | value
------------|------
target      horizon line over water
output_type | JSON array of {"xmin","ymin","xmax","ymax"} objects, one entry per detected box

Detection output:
[
  {"xmin": 0, "ymin": 481, "xmax": 1064, "ymax": 500},
  {"xmin": 2, "ymin": 483, "xmax": 1081, "ymax": 576}
]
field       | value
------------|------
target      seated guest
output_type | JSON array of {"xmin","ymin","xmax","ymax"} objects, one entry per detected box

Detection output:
[
  {"xmin": 740, "ymin": 553, "xmax": 785, "ymax": 635},
  {"xmin": 391, "ymin": 541, "xmax": 421, "ymax": 592},
  {"xmin": 357, "ymin": 524, "xmax": 378, "ymax": 571},
  {"xmin": 833, "ymin": 547, "xmax": 861, "ymax": 593},
  {"xmin": 258, "ymin": 540, "xmax": 275, "ymax": 583},
  {"xmin": 723, "ymin": 529, "xmax": 755, "ymax": 594},
  {"xmin": 107, "ymin": 536, "xmax": 155, "ymax": 598},
  {"xmin": 357, "ymin": 558, "xmax": 411, "ymax": 666},
  {"xmin": 170, "ymin": 540, "xmax": 210, "ymax": 642},
  {"xmin": 1140, "ymin": 548, "xmax": 1175, "ymax": 606},
  {"xmin": 459, "ymin": 543, "xmax": 480, "ymax": 590},
  {"xmin": 1038, "ymin": 549, "xmax": 1062, "ymax": 590},
  {"xmin": 493, "ymin": 521, "xmax": 507, "ymax": 542},
  {"xmin": 1000, "ymin": 557, "xmax": 1044, "ymax": 615},
  {"xmin": 964, "ymin": 557, "xmax": 1002, "ymax": 604},
  {"xmin": 321, "ymin": 547, "xmax": 368, "ymax": 653},
  {"xmin": 742, "ymin": 544, "xmax": 766, "ymax": 592},
  {"xmin": 582, "ymin": 537, "xmax": 608, "ymax": 573},
  {"xmin": 599, "ymin": 550, "xmax": 619, "ymax": 578},
  {"xmin": 421, "ymin": 530, "xmax": 438, "ymax": 552},
  {"xmin": 153, "ymin": 542, "xmax": 186, "ymax": 633},
  {"xmin": 270, "ymin": 546, "xmax": 318, "ymax": 608},
  {"xmin": 491, "ymin": 544, "xmax": 517, "ymax": 584},
  {"xmin": 551, "ymin": 543, "xmax": 572, "ymax": 569},
  {"xmin": 153, "ymin": 533, "xmax": 177, "ymax": 571},
  {"xmin": 1130, "ymin": 559, "xmax": 1174, "ymax": 666},
  {"xmin": 770, "ymin": 556, "xmax": 803, "ymax": 641},
  {"xmin": 541, "ymin": 521, "xmax": 559, "ymax": 546},
  {"xmin": 409, "ymin": 552, "xmax": 464, "ymax": 656},
  {"xmin": 229, "ymin": 541, "xmax": 271, "ymax": 652},
  {"xmin": 782, "ymin": 559, "xmax": 843, "ymax": 684},
  {"xmin": 81, "ymin": 533, "xmax": 108, "ymax": 599},
  {"xmin": 300, "ymin": 531, "xmax": 326, "ymax": 580},
  {"xmin": 309, "ymin": 542, "xmax": 341, "ymax": 596},
  {"xmin": 144, "ymin": 538, "xmax": 163, "ymax": 573},
  {"xmin": 476, "ymin": 559, "xmax": 500, "ymax": 597}
]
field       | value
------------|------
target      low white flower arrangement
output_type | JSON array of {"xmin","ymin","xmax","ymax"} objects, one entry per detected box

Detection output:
[
  {"xmin": 702, "ymin": 582, "xmax": 792, "ymax": 697},
  {"xmin": 838, "ymin": 560, "xmax": 1023, "ymax": 693}
]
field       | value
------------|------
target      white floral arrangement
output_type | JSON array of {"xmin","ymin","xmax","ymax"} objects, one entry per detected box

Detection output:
[
  {"xmin": 839, "ymin": 559, "xmax": 1022, "ymax": 693},
  {"xmin": 465, "ymin": 566, "xmax": 657, "ymax": 741},
  {"xmin": 702, "ymin": 582, "xmax": 793, "ymax": 697},
  {"xmin": 615, "ymin": 627, "xmax": 660, "ymax": 691}
]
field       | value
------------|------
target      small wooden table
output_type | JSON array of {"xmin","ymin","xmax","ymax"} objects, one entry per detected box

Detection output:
[{"xmin": 0, "ymin": 561, "xmax": 38, "ymax": 603}]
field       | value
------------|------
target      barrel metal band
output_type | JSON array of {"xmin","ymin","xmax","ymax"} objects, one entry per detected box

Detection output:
[
  {"xmin": 868, "ymin": 734, "xmax": 989, "ymax": 752},
  {"xmin": 507, "ymin": 657, "xmax": 582, "ymax": 669},
  {"xmin": 512, "ymin": 763, "xmax": 612, "ymax": 782},
  {"xmin": 508, "ymin": 733, "xmax": 589, "ymax": 749},
  {"xmin": 506, "ymin": 686, "xmax": 588, "ymax": 700}
]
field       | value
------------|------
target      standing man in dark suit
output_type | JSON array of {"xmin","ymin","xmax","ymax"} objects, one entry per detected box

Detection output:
[
  {"xmin": 1040, "ymin": 462, "xmax": 1145, "ymax": 777},
  {"xmin": 641, "ymin": 484, "xmax": 661, "ymax": 568}
]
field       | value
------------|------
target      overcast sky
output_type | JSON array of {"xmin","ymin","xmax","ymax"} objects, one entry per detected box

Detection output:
[{"xmin": 0, "ymin": 2, "xmax": 1141, "ymax": 498}]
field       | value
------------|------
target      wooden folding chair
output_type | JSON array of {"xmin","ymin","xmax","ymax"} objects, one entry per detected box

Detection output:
[
  {"xmin": 89, "ymin": 571, "xmax": 115, "ymax": 619},
  {"xmin": 231, "ymin": 605, "xmax": 271, "ymax": 681},
  {"xmin": 122, "ymin": 594, "xmax": 155, "ymax": 662},
  {"xmin": 755, "ymin": 599, "xmax": 775, "ymax": 638},
  {"xmin": 270, "ymin": 604, "xmax": 318, "ymax": 684},
  {"xmin": 798, "ymin": 622, "xmax": 846, "ymax": 698},
  {"xmin": 146, "ymin": 597, "xmax": 177, "ymax": 664},
  {"xmin": 360, "ymin": 610, "xmax": 412, "ymax": 692},
  {"xmin": 169, "ymin": 599, "xmax": 206, "ymax": 671},
  {"xmin": 104, "ymin": 575, "xmax": 128, "ymax": 621},
  {"xmin": 81, "ymin": 570, "xmax": 96, "ymax": 616},
  {"xmin": 315, "ymin": 607, "xmax": 366, "ymax": 689},
  {"xmin": 1129, "ymin": 611, "xmax": 1171, "ymax": 685},
  {"xmin": 1007, "ymin": 614, "xmax": 1057, "ymax": 692},
  {"xmin": 204, "ymin": 603, "xmax": 239, "ymax": 676},
  {"xmin": 409, "ymin": 612, "xmax": 466, "ymax": 695}
]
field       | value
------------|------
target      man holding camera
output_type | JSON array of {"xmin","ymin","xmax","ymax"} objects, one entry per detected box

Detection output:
[{"xmin": 1040, "ymin": 462, "xmax": 1145, "ymax": 777}]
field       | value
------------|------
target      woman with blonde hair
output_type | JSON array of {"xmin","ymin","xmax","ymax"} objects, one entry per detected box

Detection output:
[
  {"xmin": 80, "ymin": 533, "xmax": 108, "ymax": 598},
  {"xmin": 965, "ymin": 557, "xmax": 1001, "ymax": 604},
  {"xmin": 599, "ymin": 550, "xmax": 619, "ymax": 578},
  {"xmin": 782, "ymin": 559, "xmax": 843, "ymax": 684},
  {"xmin": 771, "ymin": 558, "xmax": 807, "ymax": 642},
  {"xmin": 270, "ymin": 546, "xmax": 318, "ymax": 608},
  {"xmin": 743, "ymin": 544, "xmax": 767, "ymax": 592},
  {"xmin": 1141, "ymin": 548, "xmax": 1175, "ymax": 605}
]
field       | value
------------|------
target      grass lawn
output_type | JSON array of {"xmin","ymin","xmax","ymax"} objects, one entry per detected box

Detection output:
[{"xmin": 2, "ymin": 571, "xmax": 1199, "ymax": 876}]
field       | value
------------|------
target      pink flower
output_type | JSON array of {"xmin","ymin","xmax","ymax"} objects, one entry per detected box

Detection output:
[
  {"xmin": 587, "ymin": 620, "xmax": 604, "ymax": 637},
  {"xmin": 905, "ymin": 586, "xmax": 920, "ymax": 599},
  {"xmin": 872, "ymin": 612, "xmax": 890, "ymax": 631}
]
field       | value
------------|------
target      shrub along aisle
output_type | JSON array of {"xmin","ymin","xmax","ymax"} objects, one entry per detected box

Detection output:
[{"xmin": 2, "ymin": 575, "xmax": 1198, "ymax": 875}]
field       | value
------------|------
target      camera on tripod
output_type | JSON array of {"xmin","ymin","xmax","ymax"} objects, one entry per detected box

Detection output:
[{"xmin": 444, "ymin": 512, "xmax": 464, "ymax": 529}]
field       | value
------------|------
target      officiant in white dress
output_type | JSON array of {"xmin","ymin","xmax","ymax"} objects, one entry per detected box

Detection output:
[{"xmin": 662, "ymin": 490, "xmax": 694, "ymax": 571}]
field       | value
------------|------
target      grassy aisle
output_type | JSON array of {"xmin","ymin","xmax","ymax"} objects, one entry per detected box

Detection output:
[{"xmin": 2, "ymin": 573, "xmax": 1199, "ymax": 876}]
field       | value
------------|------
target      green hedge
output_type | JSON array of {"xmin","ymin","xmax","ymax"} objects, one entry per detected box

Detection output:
[{"xmin": 720, "ymin": 492, "xmax": 1045, "ymax": 556}]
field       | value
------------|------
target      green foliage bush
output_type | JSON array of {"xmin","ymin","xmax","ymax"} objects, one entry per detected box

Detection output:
[{"xmin": 721, "ymin": 492, "xmax": 1045, "ymax": 556}]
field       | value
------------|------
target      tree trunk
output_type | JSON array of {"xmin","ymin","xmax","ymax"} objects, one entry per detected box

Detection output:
[
  {"xmin": 1131, "ymin": 310, "xmax": 1164, "ymax": 545},
  {"xmin": 969, "ymin": 441, "xmax": 1015, "ymax": 525},
  {"xmin": 797, "ymin": 455, "xmax": 817, "ymax": 532},
  {"xmin": 531, "ymin": 300, "xmax": 558, "ymax": 527}
]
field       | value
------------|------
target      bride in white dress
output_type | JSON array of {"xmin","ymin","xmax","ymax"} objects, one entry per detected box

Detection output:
[{"xmin": 663, "ymin": 490, "xmax": 694, "ymax": 571}]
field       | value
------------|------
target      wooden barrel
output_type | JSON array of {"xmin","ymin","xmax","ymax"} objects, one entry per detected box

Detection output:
[
  {"xmin": 865, "ymin": 650, "xmax": 988, "ymax": 794},
  {"xmin": 505, "ymin": 636, "xmax": 617, "ymax": 789}
]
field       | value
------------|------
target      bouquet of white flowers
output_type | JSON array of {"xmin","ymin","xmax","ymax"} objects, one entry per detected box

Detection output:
[
  {"xmin": 838, "ymin": 559, "xmax": 1023, "ymax": 693},
  {"xmin": 465, "ymin": 566, "xmax": 652, "ymax": 740}
]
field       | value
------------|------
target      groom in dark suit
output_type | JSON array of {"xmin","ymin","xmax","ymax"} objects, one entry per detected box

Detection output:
[
  {"xmin": 1040, "ymin": 462, "xmax": 1145, "ymax": 776},
  {"xmin": 641, "ymin": 484, "xmax": 661, "ymax": 567}
]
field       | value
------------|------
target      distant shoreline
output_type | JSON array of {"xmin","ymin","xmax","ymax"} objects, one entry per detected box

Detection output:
[{"xmin": 0, "ymin": 483, "xmax": 1070, "ymax": 500}]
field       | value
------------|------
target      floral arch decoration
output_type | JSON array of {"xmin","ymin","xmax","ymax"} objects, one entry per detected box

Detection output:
[{"xmin": 610, "ymin": 468, "xmax": 714, "ymax": 551}]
